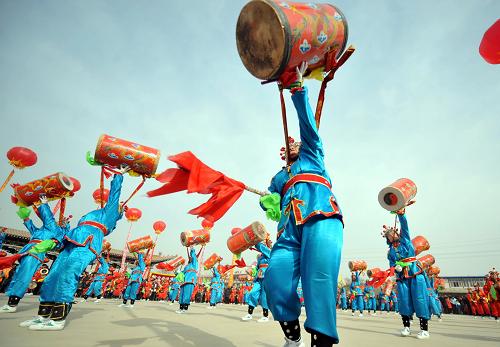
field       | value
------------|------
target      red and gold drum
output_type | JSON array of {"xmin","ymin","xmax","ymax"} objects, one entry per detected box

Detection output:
[
  {"xmin": 418, "ymin": 254, "xmax": 435, "ymax": 269},
  {"xmin": 180, "ymin": 229, "xmax": 210, "ymax": 247},
  {"xmin": 428, "ymin": 265, "xmax": 440, "ymax": 276},
  {"xmin": 378, "ymin": 178, "xmax": 417, "ymax": 212},
  {"xmin": 384, "ymin": 280, "xmax": 395, "ymax": 296},
  {"xmin": 227, "ymin": 221, "xmax": 268, "ymax": 254},
  {"xmin": 102, "ymin": 239, "xmax": 112, "ymax": 253},
  {"xmin": 367, "ymin": 267, "xmax": 382, "ymax": 278},
  {"xmin": 411, "ymin": 235, "xmax": 430, "ymax": 256},
  {"xmin": 127, "ymin": 235, "xmax": 154, "ymax": 253},
  {"xmin": 348, "ymin": 260, "xmax": 367, "ymax": 272},
  {"xmin": 236, "ymin": 0, "xmax": 348, "ymax": 81},
  {"xmin": 13, "ymin": 172, "xmax": 74, "ymax": 206},
  {"xmin": 167, "ymin": 256, "xmax": 186, "ymax": 270},
  {"xmin": 94, "ymin": 134, "xmax": 160, "ymax": 177},
  {"xmin": 204, "ymin": 253, "xmax": 223, "ymax": 270}
]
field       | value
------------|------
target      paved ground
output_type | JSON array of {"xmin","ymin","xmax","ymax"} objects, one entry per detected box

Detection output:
[{"xmin": 0, "ymin": 295, "xmax": 499, "ymax": 346}]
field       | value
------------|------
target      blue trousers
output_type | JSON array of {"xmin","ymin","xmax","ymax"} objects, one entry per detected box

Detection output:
[
  {"xmin": 85, "ymin": 280, "xmax": 104, "ymax": 297},
  {"xmin": 210, "ymin": 289, "xmax": 222, "ymax": 305},
  {"xmin": 367, "ymin": 298, "xmax": 377, "ymax": 311},
  {"xmin": 41, "ymin": 245, "xmax": 95, "ymax": 303},
  {"xmin": 340, "ymin": 297, "xmax": 347, "ymax": 310},
  {"xmin": 124, "ymin": 281, "xmax": 140, "ymax": 300},
  {"xmin": 352, "ymin": 296, "xmax": 364, "ymax": 312},
  {"xmin": 264, "ymin": 217, "xmax": 343, "ymax": 341},
  {"xmin": 392, "ymin": 301, "xmax": 399, "ymax": 312},
  {"xmin": 169, "ymin": 288, "xmax": 179, "ymax": 301},
  {"xmin": 380, "ymin": 301, "xmax": 389, "ymax": 311},
  {"xmin": 7, "ymin": 254, "xmax": 42, "ymax": 298},
  {"xmin": 247, "ymin": 280, "xmax": 268, "ymax": 309},
  {"xmin": 429, "ymin": 295, "xmax": 441, "ymax": 316},
  {"xmin": 179, "ymin": 283, "xmax": 194, "ymax": 305},
  {"xmin": 397, "ymin": 275, "xmax": 431, "ymax": 319}
]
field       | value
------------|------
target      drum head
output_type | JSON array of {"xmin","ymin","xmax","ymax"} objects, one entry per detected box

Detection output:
[
  {"xmin": 236, "ymin": 0, "xmax": 289, "ymax": 80},
  {"xmin": 250, "ymin": 221, "xmax": 268, "ymax": 240},
  {"xmin": 58, "ymin": 172, "xmax": 74, "ymax": 191}
]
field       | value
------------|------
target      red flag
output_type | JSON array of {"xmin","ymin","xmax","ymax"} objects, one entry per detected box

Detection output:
[
  {"xmin": 0, "ymin": 253, "xmax": 22, "ymax": 270},
  {"xmin": 147, "ymin": 152, "xmax": 246, "ymax": 222},
  {"xmin": 366, "ymin": 267, "xmax": 395, "ymax": 288}
]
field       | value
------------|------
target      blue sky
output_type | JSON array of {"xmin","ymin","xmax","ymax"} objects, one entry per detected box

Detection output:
[{"xmin": 0, "ymin": 0, "xmax": 499, "ymax": 277}]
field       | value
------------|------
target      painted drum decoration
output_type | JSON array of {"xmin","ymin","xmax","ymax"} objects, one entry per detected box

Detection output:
[
  {"xmin": 180, "ymin": 228, "xmax": 211, "ymax": 247},
  {"xmin": 94, "ymin": 134, "xmax": 160, "ymax": 176},
  {"xmin": 384, "ymin": 280, "xmax": 395, "ymax": 297},
  {"xmin": 236, "ymin": 0, "xmax": 348, "ymax": 81},
  {"xmin": 367, "ymin": 267, "xmax": 382, "ymax": 278},
  {"xmin": 127, "ymin": 235, "xmax": 154, "ymax": 253},
  {"xmin": 204, "ymin": 253, "xmax": 223, "ymax": 270},
  {"xmin": 227, "ymin": 221, "xmax": 268, "ymax": 254},
  {"xmin": 418, "ymin": 254, "xmax": 435, "ymax": 269},
  {"xmin": 348, "ymin": 260, "xmax": 367, "ymax": 272},
  {"xmin": 167, "ymin": 256, "xmax": 186, "ymax": 270},
  {"xmin": 13, "ymin": 172, "xmax": 74, "ymax": 206},
  {"xmin": 428, "ymin": 265, "xmax": 440, "ymax": 276},
  {"xmin": 378, "ymin": 178, "xmax": 417, "ymax": 212},
  {"xmin": 411, "ymin": 235, "xmax": 430, "ymax": 256}
]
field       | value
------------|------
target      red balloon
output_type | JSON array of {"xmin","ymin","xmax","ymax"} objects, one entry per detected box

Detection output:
[
  {"xmin": 70, "ymin": 177, "xmax": 81, "ymax": 193},
  {"xmin": 479, "ymin": 19, "xmax": 500, "ymax": 64},
  {"xmin": 6, "ymin": 147, "xmax": 37, "ymax": 169},
  {"xmin": 92, "ymin": 188, "xmax": 109, "ymax": 205},
  {"xmin": 125, "ymin": 207, "xmax": 142, "ymax": 222},
  {"xmin": 201, "ymin": 219, "xmax": 214, "ymax": 229},
  {"xmin": 153, "ymin": 220, "xmax": 167, "ymax": 233},
  {"xmin": 231, "ymin": 227, "xmax": 242, "ymax": 235}
]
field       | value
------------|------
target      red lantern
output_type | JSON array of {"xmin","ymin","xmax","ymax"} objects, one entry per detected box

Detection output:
[
  {"xmin": 125, "ymin": 207, "xmax": 142, "ymax": 222},
  {"xmin": 70, "ymin": 177, "xmax": 81, "ymax": 194},
  {"xmin": 153, "ymin": 220, "xmax": 167, "ymax": 235},
  {"xmin": 6, "ymin": 147, "xmax": 37, "ymax": 169},
  {"xmin": 93, "ymin": 188, "xmax": 109, "ymax": 205},
  {"xmin": 479, "ymin": 19, "xmax": 500, "ymax": 64},
  {"xmin": 201, "ymin": 219, "xmax": 214, "ymax": 230},
  {"xmin": 231, "ymin": 227, "xmax": 242, "ymax": 235}
]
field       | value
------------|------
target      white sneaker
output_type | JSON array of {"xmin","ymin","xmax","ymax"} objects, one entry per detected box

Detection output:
[
  {"xmin": 359, "ymin": 313, "xmax": 363, "ymax": 317},
  {"xmin": 169, "ymin": 302, "xmax": 174, "ymax": 306},
  {"xmin": 370, "ymin": 312, "xmax": 376, "ymax": 316},
  {"xmin": 257, "ymin": 316, "xmax": 269, "ymax": 323},
  {"xmin": 283, "ymin": 337, "xmax": 305, "ymax": 347},
  {"xmin": 126, "ymin": 304, "xmax": 134, "ymax": 308},
  {"xmin": 241, "ymin": 313, "xmax": 253, "ymax": 321},
  {"xmin": 94, "ymin": 299, "xmax": 101, "ymax": 303},
  {"xmin": 207, "ymin": 306, "xmax": 214, "ymax": 309},
  {"xmin": 175, "ymin": 309, "xmax": 185, "ymax": 314},
  {"xmin": 416, "ymin": 330, "xmax": 430, "ymax": 339},
  {"xmin": 351, "ymin": 312, "xmax": 355, "ymax": 316},
  {"xmin": 29, "ymin": 319, "xmax": 66, "ymax": 331},
  {"xmin": 80, "ymin": 298, "xmax": 87, "ymax": 303},
  {"xmin": 400, "ymin": 327, "xmax": 411, "ymax": 337},
  {"xmin": 0, "ymin": 304, "xmax": 17, "ymax": 313},
  {"xmin": 19, "ymin": 316, "xmax": 48, "ymax": 327},
  {"xmin": 438, "ymin": 318, "xmax": 442, "ymax": 322},
  {"xmin": 118, "ymin": 303, "xmax": 126, "ymax": 307}
]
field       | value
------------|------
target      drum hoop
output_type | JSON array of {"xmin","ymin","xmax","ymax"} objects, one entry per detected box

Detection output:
[
  {"xmin": 251, "ymin": 221, "xmax": 267, "ymax": 240},
  {"xmin": 58, "ymin": 172, "xmax": 74, "ymax": 191},
  {"xmin": 264, "ymin": 0, "xmax": 292, "ymax": 80},
  {"xmin": 326, "ymin": 4, "xmax": 349, "ymax": 59}
]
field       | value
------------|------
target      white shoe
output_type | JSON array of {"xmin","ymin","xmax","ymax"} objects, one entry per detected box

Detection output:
[
  {"xmin": 29, "ymin": 319, "xmax": 65, "ymax": 331},
  {"xmin": 283, "ymin": 337, "xmax": 305, "ymax": 347},
  {"xmin": 359, "ymin": 313, "xmax": 363, "ymax": 317},
  {"xmin": 118, "ymin": 303, "xmax": 126, "ymax": 307},
  {"xmin": 351, "ymin": 312, "xmax": 355, "ymax": 316},
  {"xmin": 257, "ymin": 316, "xmax": 269, "ymax": 323},
  {"xmin": 94, "ymin": 299, "xmax": 101, "ymax": 303},
  {"xmin": 175, "ymin": 309, "xmax": 185, "ymax": 314},
  {"xmin": 370, "ymin": 312, "xmax": 376, "ymax": 316},
  {"xmin": 169, "ymin": 302, "xmax": 174, "ymax": 306},
  {"xmin": 400, "ymin": 327, "xmax": 411, "ymax": 337},
  {"xmin": 416, "ymin": 330, "xmax": 430, "ymax": 339},
  {"xmin": 19, "ymin": 316, "xmax": 48, "ymax": 327},
  {"xmin": 126, "ymin": 304, "xmax": 134, "ymax": 308},
  {"xmin": 207, "ymin": 306, "xmax": 214, "ymax": 309},
  {"xmin": 438, "ymin": 318, "xmax": 442, "ymax": 322},
  {"xmin": 0, "ymin": 304, "xmax": 17, "ymax": 313},
  {"xmin": 241, "ymin": 313, "xmax": 253, "ymax": 321},
  {"xmin": 80, "ymin": 298, "xmax": 87, "ymax": 303}
]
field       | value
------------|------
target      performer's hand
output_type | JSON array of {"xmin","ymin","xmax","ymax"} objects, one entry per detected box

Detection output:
[
  {"xmin": 117, "ymin": 164, "xmax": 131, "ymax": 174},
  {"xmin": 39, "ymin": 194, "xmax": 49, "ymax": 204},
  {"xmin": 16, "ymin": 206, "xmax": 31, "ymax": 220},
  {"xmin": 296, "ymin": 61, "xmax": 308, "ymax": 84}
]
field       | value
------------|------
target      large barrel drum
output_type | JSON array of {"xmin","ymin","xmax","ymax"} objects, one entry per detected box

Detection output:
[
  {"xmin": 94, "ymin": 134, "xmax": 160, "ymax": 177},
  {"xmin": 227, "ymin": 221, "xmax": 268, "ymax": 254},
  {"xmin": 411, "ymin": 235, "xmax": 430, "ymax": 256},
  {"xmin": 428, "ymin": 265, "xmax": 440, "ymax": 276},
  {"xmin": 367, "ymin": 267, "xmax": 382, "ymax": 278},
  {"xmin": 418, "ymin": 254, "xmax": 435, "ymax": 269},
  {"xmin": 236, "ymin": 0, "xmax": 348, "ymax": 81},
  {"xmin": 348, "ymin": 260, "xmax": 367, "ymax": 272},
  {"xmin": 127, "ymin": 235, "xmax": 154, "ymax": 253},
  {"xmin": 204, "ymin": 253, "xmax": 223, "ymax": 270},
  {"xmin": 167, "ymin": 256, "xmax": 186, "ymax": 270},
  {"xmin": 378, "ymin": 178, "xmax": 417, "ymax": 212},
  {"xmin": 13, "ymin": 172, "xmax": 74, "ymax": 206},
  {"xmin": 180, "ymin": 229, "xmax": 211, "ymax": 247}
]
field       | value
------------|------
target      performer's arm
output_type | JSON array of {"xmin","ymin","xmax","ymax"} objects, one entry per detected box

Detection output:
[
  {"xmin": 397, "ymin": 214, "xmax": 410, "ymax": 243},
  {"xmin": 103, "ymin": 174, "xmax": 124, "ymax": 217},
  {"xmin": 191, "ymin": 248, "xmax": 199, "ymax": 269},
  {"xmin": 38, "ymin": 203, "xmax": 57, "ymax": 230},
  {"xmin": 255, "ymin": 242, "xmax": 271, "ymax": 258},
  {"xmin": 138, "ymin": 253, "xmax": 146, "ymax": 271}
]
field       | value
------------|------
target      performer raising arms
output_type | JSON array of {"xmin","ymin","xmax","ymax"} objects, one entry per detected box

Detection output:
[
  {"xmin": 383, "ymin": 206, "xmax": 431, "ymax": 339},
  {"xmin": 82, "ymin": 252, "xmax": 109, "ymax": 303},
  {"xmin": 119, "ymin": 252, "xmax": 145, "ymax": 308},
  {"xmin": 208, "ymin": 266, "xmax": 222, "ymax": 309},
  {"xmin": 176, "ymin": 247, "xmax": 202, "ymax": 314},
  {"xmin": 261, "ymin": 63, "xmax": 344, "ymax": 347},
  {"xmin": 350, "ymin": 271, "xmax": 364, "ymax": 317}
]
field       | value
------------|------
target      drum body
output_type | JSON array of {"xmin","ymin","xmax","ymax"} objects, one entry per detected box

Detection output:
[
  {"xmin": 127, "ymin": 235, "xmax": 154, "ymax": 253},
  {"xmin": 180, "ymin": 229, "xmax": 211, "ymax": 247},
  {"xmin": 411, "ymin": 235, "xmax": 430, "ymax": 256},
  {"xmin": 227, "ymin": 221, "xmax": 268, "ymax": 254},
  {"xmin": 348, "ymin": 260, "xmax": 367, "ymax": 272},
  {"xmin": 378, "ymin": 178, "xmax": 417, "ymax": 212},
  {"xmin": 94, "ymin": 134, "xmax": 160, "ymax": 176},
  {"xmin": 167, "ymin": 256, "xmax": 186, "ymax": 270},
  {"xmin": 418, "ymin": 254, "xmax": 435, "ymax": 269},
  {"xmin": 236, "ymin": 0, "xmax": 348, "ymax": 81},
  {"xmin": 14, "ymin": 172, "xmax": 74, "ymax": 206},
  {"xmin": 204, "ymin": 253, "xmax": 223, "ymax": 270},
  {"xmin": 428, "ymin": 265, "xmax": 440, "ymax": 276},
  {"xmin": 367, "ymin": 267, "xmax": 381, "ymax": 278}
]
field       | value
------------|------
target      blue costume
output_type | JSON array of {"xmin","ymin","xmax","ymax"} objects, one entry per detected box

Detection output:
[
  {"xmin": 246, "ymin": 242, "xmax": 270, "ymax": 316},
  {"xmin": 339, "ymin": 287, "xmax": 347, "ymax": 310},
  {"xmin": 209, "ymin": 267, "xmax": 222, "ymax": 306},
  {"xmin": 122, "ymin": 253, "xmax": 145, "ymax": 304},
  {"xmin": 84, "ymin": 256, "xmax": 109, "ymax": 300},
  {"xmin": 350, "ymin": 271, "xmax": 364, "ymax": 314},
  {"xmin": 6, "ymin": 204, "xmax": 65, "ymax": 307},
  {"xmin": 378, "ymin": 291, "xmax": 390, "ymax": 312},
  {"xmin": 263, "ymin": 87, "xmax": 343, "ymax": 344},
  {"xmin": 38, "ymin": 173, "xmax": 124, "ymax": 322},
  {"xmin": 178, "ymin": 248, "xmax": 198, "ymax": 311},
  {"xmin": 427, "ymin": 277, "xmax": 441, "ymax": 318},
  {"xmin": 364, "ymin": 284, "xmax": 376, "ymax": 312},
  {"xmin": 168, "ymin": 275, "xmax": 181, "ymax": 303},
  {"xmin": 390, "ymin": 290, "xmax": 399, "ymax": 312},
  {"xmin": 387, "ymin": 213, "xmax": 430, "ymax": 333}
]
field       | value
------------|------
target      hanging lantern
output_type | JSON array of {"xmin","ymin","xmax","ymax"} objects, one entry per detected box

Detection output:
[
  {"xmin": 479, "ymin": 19, "xmax": 500, "ymax": 64},
  {"xmin": 1, "ymin": 147, "xmax": 38, "ymax": 193},
  {"xmin": 92, "ymin": 188, "xmax": 109, "ymax": 205},
  {"xmin": 201, "ymin": 218, "xmax": 214, "ymax": 230},
  {"xmin": 153, "ymin": 220, "xmax": 167, "ymax": 235},
  {"xmin": 125, "ymin": 207, "xmax": 142, "ymax": 222}
]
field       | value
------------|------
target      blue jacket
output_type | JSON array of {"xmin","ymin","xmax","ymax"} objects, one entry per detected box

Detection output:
[
  {"xmin": 210, "ymin": 267, "xmax": 222, "ymax": 291},
  {"xmin": 350, "ymin": 271, "xmax": 363, "ymax": 296},
  {"xmin": 93, "ymin": 256, "xmax": 109, "ymax": 282},
  {"xmin": 129, "ymin": 253, "xmax": 145, "ymax": 284},
  {"xmin": 364, "ymin": 285, "xmax": 375, "ymax": 298},
  {"xmin": 183, "ymin": 248, "xmax": 198, "ymax": 285},
  {"xmin": 267, "ymin": 87, "xmax": 342, "ymax": 235}
]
